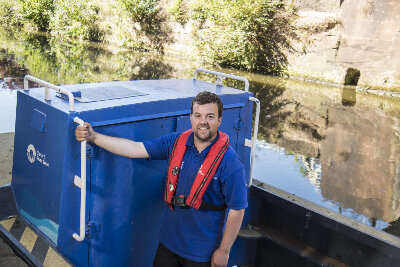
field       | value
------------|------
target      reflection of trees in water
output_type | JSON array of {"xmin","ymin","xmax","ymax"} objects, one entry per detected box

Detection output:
[
  {"xmin": 48, "ymin": 38, "xmax": 113, "ymax": 84},
  {"xmin": 246, "ymin": 78, "xmax": 327, "ymax": 159},
  {"xmin": 294, "ymin": 155, "xmax": 322, "ymax": 190},
  {"xmin": 0, "ymin": 49, "xmax": 29, "ymax": 89},
  {"xmin": 0, "ymin": 33, "xmax": 176, "ymax": 86},
  {"xmin": 112, "ymin": 52, "xmax": 175, "ymax": 81},
  {"xmin": 251, "ymin": 79, "xmax": 291, "ymax": 143},
  {"xmin": 224, "ymin": 77, "xmax": 291, "ymax": 143},
  {"xmin": 224, "ymin": 76, "xmax": 328, "ymax": 158},
  {"xmin": 130, "ymin": 58, "xmax": 174, "ymax": 80}
]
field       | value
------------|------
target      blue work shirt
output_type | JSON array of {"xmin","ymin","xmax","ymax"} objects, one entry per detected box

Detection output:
[{"xmin": 143, "ymin": 131, "xmax": 248, "ymax": 262}]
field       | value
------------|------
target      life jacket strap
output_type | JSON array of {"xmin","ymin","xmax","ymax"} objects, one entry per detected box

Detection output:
[{"xmin": 171, "ymin": 196, "xmax": 226, "ymax": 212}]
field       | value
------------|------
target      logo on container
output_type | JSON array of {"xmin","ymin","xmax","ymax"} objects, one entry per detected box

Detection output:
[{"xmin": 27, "ymin": 144, "xmax": 36, "ymax": 163}]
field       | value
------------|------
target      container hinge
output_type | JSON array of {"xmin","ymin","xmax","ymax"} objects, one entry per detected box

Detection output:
[
  {"xmin": 86, "ymin": 144, "xmax": 94, "ymax": 158},
  {"xmin": 74, "ymin": 175, "xmax": 82, "ymax": 188},
  {"xmin": 85, "ymin": 221, "xmax": 98, "ymax": 238},
  {"xmin": 244, "ymin": 139, "xmax": 253, "ymax": 147},
  {"xmin": 234, "ymin": 118, "xmax": 244, "ymax": 130}
]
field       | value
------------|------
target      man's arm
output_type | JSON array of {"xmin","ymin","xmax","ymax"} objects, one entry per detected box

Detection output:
[
  {"xmin": 75, "ymin": 122, "xmax": 149, "ymax": 159},
  {"xmin": 211, "ymin": 208, "xmax": 245, "ymax": 267}
]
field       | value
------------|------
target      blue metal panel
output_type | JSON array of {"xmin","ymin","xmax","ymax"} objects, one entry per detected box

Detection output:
[
  {"xmin": 88, "ymin": 118, "xmax": 176, "ymax": 267},
  {"xmin": 12, "ymin": 91, "xmax": 67, "ymax": 245},
  {"xmin": 56, "ymin": 117, "xmax": 89, "ymax": 267},
  {"xmin": 12, "ymin": 78, "xmax": 254, "ymax": 267},
  {"xmin": 30, "ymin": 109, "xmax": 47, "ymax": 133}
]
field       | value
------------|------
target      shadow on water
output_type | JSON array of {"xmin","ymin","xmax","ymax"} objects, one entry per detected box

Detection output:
[{"xmin": 1, "ymin": 33, "xmax": 400, "ymax": 239}]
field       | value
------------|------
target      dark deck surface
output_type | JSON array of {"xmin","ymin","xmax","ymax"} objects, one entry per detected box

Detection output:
[{"xmin": 0, "ymin": 237, "xmax": 27, "ymax": 267}]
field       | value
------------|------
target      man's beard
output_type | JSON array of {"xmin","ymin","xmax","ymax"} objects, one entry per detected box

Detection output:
[{"xmin": 193, "ymin": 127, "xmax": 217, "ymax": 143}]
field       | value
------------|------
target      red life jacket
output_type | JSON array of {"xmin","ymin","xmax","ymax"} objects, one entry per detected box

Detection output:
[{"xmin": 164, "ymin": 129, "xmax": 229, "ymax": 210}]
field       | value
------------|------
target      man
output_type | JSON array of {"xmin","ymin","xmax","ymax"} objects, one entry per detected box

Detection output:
[{"xmin": 75, "ymin": 92, "xmax": 247, "ymax": 267}]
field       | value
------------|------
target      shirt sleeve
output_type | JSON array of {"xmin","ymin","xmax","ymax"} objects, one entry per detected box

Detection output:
[
  {"xmin": 220, "ymin": 152, "xmax": 248, "ymax": 210},
  {"xmin": 143, "ymin": 132, "xmax": 181, "ymax": 161}
]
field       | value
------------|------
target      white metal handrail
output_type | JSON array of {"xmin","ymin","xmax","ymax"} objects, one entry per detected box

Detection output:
[
  {"xmin": 24, "ymin": 75, "xmax": 76, "ymax": 111},
  {"xmin": 193, "ymin": 68, "xmax": 259, "ymax": 187},
  {"xmin": 245, "ymin": 97, "xmax": 260, "ymax": 188},
  {"xmin": 193, "ymin": 68, "xmax": 250, "ymax": 92},
  {"xmin": 73, "ymin": 117, "xmax": 86, "ymax": 242}
]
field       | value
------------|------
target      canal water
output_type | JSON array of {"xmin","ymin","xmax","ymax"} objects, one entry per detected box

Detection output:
[{"xmin": 1, "ymin": 33, "xmax": 399, "ymax": 242}]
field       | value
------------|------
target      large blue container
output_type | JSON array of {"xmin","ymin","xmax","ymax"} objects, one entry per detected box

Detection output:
[{"xmin": 11, "ymin": 75, "xmax": 254, "ymax": 266}]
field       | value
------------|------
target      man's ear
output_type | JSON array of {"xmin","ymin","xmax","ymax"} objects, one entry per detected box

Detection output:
[{"xmin": 218, "ymin": 116, "xmax": 222, "ymax": 126}]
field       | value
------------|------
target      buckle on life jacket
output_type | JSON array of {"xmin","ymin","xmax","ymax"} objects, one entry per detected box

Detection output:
[{"xmin": 171, "ymin": 196, "xmax": 187, "ymax": 207}]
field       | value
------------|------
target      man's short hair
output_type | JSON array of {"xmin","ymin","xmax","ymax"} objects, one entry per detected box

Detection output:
[{"xmin": 191, "ymin": 91, "xmax": 223, "ymax": 118}]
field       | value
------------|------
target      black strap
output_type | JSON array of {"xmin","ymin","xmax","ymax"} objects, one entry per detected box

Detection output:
[
  {"xmin": 171, "ymin": 196, "xmax": 226, "ymax": 212},
  {"xmin": 199, "ymin": 201, "xmax": 227, "ymax": 212}
]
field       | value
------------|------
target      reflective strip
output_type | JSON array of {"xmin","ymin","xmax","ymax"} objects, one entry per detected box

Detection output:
[
  {"xmin": 0, "ymin": 217, "xmax": 16, "ymax": 231},
  {"xmin": 0, "ymin": 216, "xmax": 71, "ymax": 266},
  {"xmin": 20, "ymin": 226, "xmax": 36, "ymax": 252},
  {"xmin": 43, "ymin": 247, "xmax": 71, "ymax": 267}
]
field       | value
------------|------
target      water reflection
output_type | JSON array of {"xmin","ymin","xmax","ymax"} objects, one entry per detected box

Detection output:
[
  {"xmin": 250, "ymin": 75, "xmax": 400, "ymax": 236},
  {"xmin": 1, "ymin": 33, "xmax": 400, "ymax": 238},
  {"xmin": 0, "ymin": 33, "xmax": 187, "ymax": 86},
  {"xmin": 0, "ymin": 89, "xmax": 17, "ymax": 133},
  {"xmin": 341, "ymin": 86, "xmax": 357, "ymax": 106},
  {"xmin": 0, "ymin": 49, "xmax": 28, "ymax": 89},
  {"xmin": 321, "ymin": 106, "xmax": 400, "ymax": 230}
]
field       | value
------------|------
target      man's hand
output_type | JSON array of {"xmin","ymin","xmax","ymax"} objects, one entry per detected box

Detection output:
[
  {"xmin": 75, "ymin": 122, "xmax": 96, "ymax": 143},
  {"xmin": 211, "ymin": 247, "xmax": 229, "ymax": 267},
  {"xmin": 74, "ymin": 121, "xmax": 149, "ymax": 158},
  {"xmin": 211, "ymin": 208, "xmax": 245, "ymax": 267}
]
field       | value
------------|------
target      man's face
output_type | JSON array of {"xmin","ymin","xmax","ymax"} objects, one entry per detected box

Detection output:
[{"xmin": 190, "ymin": 102, "xmax": 222, "ymax": 143}]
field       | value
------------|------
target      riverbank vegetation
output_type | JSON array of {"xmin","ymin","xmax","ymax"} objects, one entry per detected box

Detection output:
[
  {"xmin": 186, "ymin": 0, "xmax": 297, "ymax": 74},
  {"xmin": 0, "ymin": 0, "xmax": 298, "ymax": 75}
]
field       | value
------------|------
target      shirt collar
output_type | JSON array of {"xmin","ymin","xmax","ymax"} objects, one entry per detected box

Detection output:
[{"xmin": 186, "ymin": 131, "xmax": 220, "ymax": 156}]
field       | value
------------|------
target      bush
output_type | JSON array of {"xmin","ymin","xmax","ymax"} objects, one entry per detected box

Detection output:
[
  {"xmin": 0, "ymin": 0, "xmax": 22, "ymax": 32},
  {"xmin": 168, "ymin": 0, "xmax": 189, "ymax": 25},
  {"xmin": 17, "ymin": 0, "xmax": 54, "ymax": 31},
  {"xmin": 49, "ymin": 0, "xmax": 103, "ymax": 42},
  {"xmin": 119, "ymin": 0, "xmax": 160, "ymax": 22},
  {"xmin": 190, "ymin": 0, "xmax": 298, "ymax": 74},
  {"xmin": 115, "ymin": 0, "xmax": 172, "ymax": 51}
]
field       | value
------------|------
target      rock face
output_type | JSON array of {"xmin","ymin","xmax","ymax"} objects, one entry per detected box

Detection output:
[
  {"xmin": 320, "ymin": 107, "xmax": 400, "ymax": 223},
  {"xmin": 288, "ymin": 0, "xmax": 400, "ymax": 90},
  {"xmin": 164, "ymin": 0, "xmax": 399, "ymax": 90},
  {"xmin": 337, "ymin": 0, "xmax": 400, "ymax": 89}
]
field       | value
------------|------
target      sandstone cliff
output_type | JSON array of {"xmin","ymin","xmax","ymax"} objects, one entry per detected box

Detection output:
[{"xmin": 288, "ymin": 0, "xmax": 400, "ymax": 91}]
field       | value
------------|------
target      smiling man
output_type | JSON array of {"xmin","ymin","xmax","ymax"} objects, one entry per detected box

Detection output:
[{"xmin": 75, "ymin": 92, "xmax": 247, "ymax": 267}]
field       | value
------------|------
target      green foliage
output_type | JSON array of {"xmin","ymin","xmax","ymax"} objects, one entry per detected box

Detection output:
[
  {"xmin": 1, "ymin": 0, "xmax": 296, "ymax": 72},
  {"xmin": 119, "ymin": 0, "xmax": 160, "ymax": 22},
  {"xmin": 115, "ymin": 0, "xmax": 172, "ymax": 51},
  {"xmin": 0, "ymin": 0, "xmax": 103, "ymax": 42},
  {"xmin": 0, "ymin": 32, "xmax": 179, "ymax": 86},
  {"xmin": 17, "ymin": 0, "xmax": 54, "ymax": 31},
  {"xmin": 190, "ymin": 0, "xmax": 297, "ymax": 74},
  {"xmin": 49, "ymin": 0, "xmax": 103, "ymax": 42},
  {"xmin": 168, "ymin": 0, "xmax": 189, "ymax": 25},
  {"xmin": 0, "ymin": 0, "xmax": 22, "ymax": 32}
]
